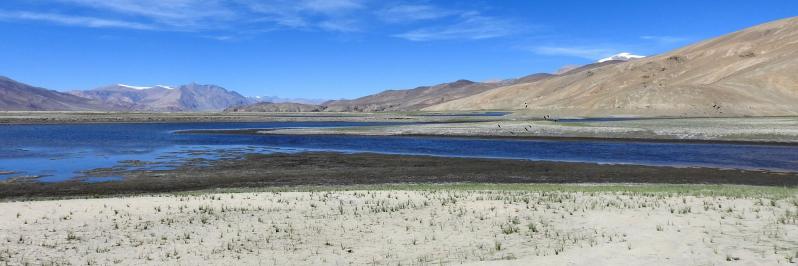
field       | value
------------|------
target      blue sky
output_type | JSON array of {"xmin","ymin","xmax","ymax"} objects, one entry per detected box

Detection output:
[{"xmin": 0, "ymin": 0, "xmax": 796, "ymax": 99}]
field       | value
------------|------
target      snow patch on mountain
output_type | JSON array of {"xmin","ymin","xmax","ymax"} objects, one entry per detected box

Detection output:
[
  {"xmin": 598, "ymin": 52, "xmax": 645, "ymax": 63},
  {"xmin": 154, "ymin": 85, "xmax": 175, "ymax": 90},
  {"xmin": 117, "ymin": 84, "xmax": 175, "ymax": 90},
  {"xmin": 117, "ymin": 84, "xmax": 151, "ymax": 90}
]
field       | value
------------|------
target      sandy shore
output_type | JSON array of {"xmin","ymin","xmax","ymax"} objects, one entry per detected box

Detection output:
[{"xmin": 1, "ymin": 186, "xmax": 796, "ymax": 265}]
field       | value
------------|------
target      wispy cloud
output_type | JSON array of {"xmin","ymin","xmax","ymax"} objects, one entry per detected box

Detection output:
[
  {"xmin": 527, "ymin": 34, "xmax": 688, "ymax": 60},
  {"xmin": 394, "ymin": 12, "xmax": 521, "ymax": 41},
  {"xmin": 26, "ymin": 0, "xmax": 368, "ymax": 32},
  {"xmin": 318, "ymin": 19, "xmax": 360, "ymax": 32},
  {"xmin": 56, "ymin": 0, "xmax": 234, "ymax": 29},
  {"xmin": 241, "ymin": 0, "xmax": 365, "ymax": 30},
  {"xmin": 1, "ymin": 1, "xmax": 528, "ymax": 41},
  {"xmin": 377, "ymin": 4, "xmax": 455, "ymax": 23},
  {"xmin": 530, "ymin": 46, "xmax": 620, "ymax": 60},
  {"xmin": 0, "ymin": 10, "xmax": 157, "ymax": 30},
  {"xmin": 298, "ymin": 0, "xmax": 365, "ymax": 14}
]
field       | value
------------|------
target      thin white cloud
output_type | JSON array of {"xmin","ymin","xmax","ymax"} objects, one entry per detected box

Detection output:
[
  {"xmin": 204, "ymin": 35, "xmax": 235, "ymax": 41},
  {"xmin": 395, "ymin": 12, "xmax": 519, "ymax": 41},
  {"xmin": 531, "ymin": 46, "xmax": 619, "ymax": 60},
  {"xmin": 298, "ymin": 0, "xmax": 365, "ymax": 14},
  {"xmin": 242, "ymin": 2, "xmax": 311, "ymax": 28},
  {"xmin": 56, "ymin": 0, "xmax": 234, "ymax": 29},
  {"xmin": 241, "ymin": 0, "xmax": 364, "ymax": 31},
  {"xmin": 241, "ymin": 0, "xmax": 364, "ymax": 17},
  {"xmin": 43, "ymin": 0, "xmax": 368, "ymax": 32},
  {"xmin": 525, "ymin": 33, "xmax": 687, "ymax": 61},
  {"xmin": 318, "ymin": 19, "xmax": 360, "ymax": 32},
  {"xmin": 0, "ymin": 10, "xmax": 157, "ymax": 30},
  {"xmin": 2, "ymin": 0, "xmax": 527, "ymax": 41},
  {"xmin": 377, "ymin": 4, "xmax": 455, "ymax": 23}
]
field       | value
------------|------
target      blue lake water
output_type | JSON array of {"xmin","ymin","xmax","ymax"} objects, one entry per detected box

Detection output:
[{"xmin": 1, "ymin": 122, "xmax": 797, "ymax": 182}]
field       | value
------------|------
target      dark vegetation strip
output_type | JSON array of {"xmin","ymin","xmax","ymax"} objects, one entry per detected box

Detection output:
[{"xmin": 2, "ymin": 152, "xmax": 797, "ymax": 199}]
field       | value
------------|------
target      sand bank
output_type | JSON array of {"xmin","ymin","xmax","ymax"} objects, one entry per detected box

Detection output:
[{"xmin": 2, "ymin": 187, "xmax": 796, "ymax": 265}]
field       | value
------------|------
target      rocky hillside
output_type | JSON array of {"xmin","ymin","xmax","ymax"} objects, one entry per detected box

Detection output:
[{"xmin": 426, "ymin": 16, "xmax": 798, "ymax": 117}]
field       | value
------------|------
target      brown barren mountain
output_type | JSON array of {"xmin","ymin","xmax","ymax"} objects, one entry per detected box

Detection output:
[
  {"xmin": 312, "ymin": 62, "xmax": 619, "ymax": 113},
  {"xmin": 511, "ymin": 73, "xmax": 556, "ymax": 84},
  {"xmin": 323, "ymin": 80, "xmax": 503, "ymax": 112},
  {"xmin": 0, "ymin": 76, "xmax": 111, "ymax": 111},
  {"xmin": 71, "ymin": 83, "xmax": 252, "ymax": 111},
  {"xmin": 425, "ymin": 17, "xmax": 798, "ymax": 117},
  {"xmin": 225, "ymin": 102, "xmax": 324, "ymax": 112}
]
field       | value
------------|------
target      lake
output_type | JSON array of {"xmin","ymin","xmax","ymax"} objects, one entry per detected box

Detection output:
[{"xmin": 1, "ymin": 122, "xmax": 796, "ymax": 182}]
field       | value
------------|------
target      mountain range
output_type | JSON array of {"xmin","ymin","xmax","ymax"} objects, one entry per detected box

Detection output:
[
  {"xmin": 3, "ymin": 16, "xmax": 798, "ymax": 116},
  {"xmin": 227, "ymin": 73, "xmax": 578, "ymax": 113},
  {"xmin": 248, "ymin": 96, "xmax": 327, "ymax": 105},
  {"xmin": 69, "ymin": 84, "xmax": 252, "ymax": 112},
  {"xmin": 225, "ymin": 102, "xmax": 325, "ymax": 112},
  {"xmin": 0, "ymin": 79, "xmax": 254, "ymax": 112},
  {"xmin": 0, "ymin": 76, "xmax": 110, "ymax": 111},
  {"xmin": 322, "ymin": 79, "xmax": 503, "ymax": 112}
]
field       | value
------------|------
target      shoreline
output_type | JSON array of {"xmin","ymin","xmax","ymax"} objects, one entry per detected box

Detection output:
[
  {"xmin": 180, "ymin": 128, "xmax": 798, "ymax": 146},
  {"xmin": 0, "ymin": 111, "xmax": 505, "ymax": 124},
  {"xmin": 4, "ymin": 112, "xmax": 797, "ymax": 144}
]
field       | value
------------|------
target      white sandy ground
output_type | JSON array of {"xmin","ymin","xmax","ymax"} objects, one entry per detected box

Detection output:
[
  {"xmin": 1, "ymin": 190, "xmax": 797, "ymax": 265},
  {"xmin": 261, "ymin": 117, "xmax": 798, "ymax": 143}
]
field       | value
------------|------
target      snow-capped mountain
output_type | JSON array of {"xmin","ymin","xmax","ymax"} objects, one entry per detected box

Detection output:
[
  {"xmin": 70, "ymin": 83, "xmax": 252, "ymax": 111},
  {"xmin": 597, "ymin": 52, "xmax": 645, "ymax": 63}
]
